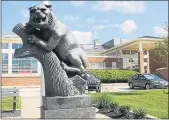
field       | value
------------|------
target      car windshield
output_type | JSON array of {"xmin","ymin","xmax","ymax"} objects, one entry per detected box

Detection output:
[
  {"xmin": 144, "ymin": 74, "xmax": 162, "ymax": 81},
  {"xmin": 87, "ymin": 74, "xmax": 98, "ymax": 80}
]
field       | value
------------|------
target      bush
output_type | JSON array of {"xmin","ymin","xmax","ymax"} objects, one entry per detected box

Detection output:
[
  {"xmin": 110, "ymin": 102, "xmax": 119, "ymax": 110},
  {"xmin": 133, "ymin": 108, "xmax": 147, "ymax": 119},
  {"xmin": 88, "ymin": 69, "xmax": 138, "ymax": 83},
  {"xmin": 91, "ymin": 93, "xmax": 113, "ymax": 109},
  {"xmin": 119, "ymin": 105, "xmax": 131, "ymax": 116}
]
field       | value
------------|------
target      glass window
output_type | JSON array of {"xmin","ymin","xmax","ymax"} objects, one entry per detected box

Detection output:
[
  {"xmin": 144, "ymin": 58, "xmax": 147, "ymax": 62},
  {"xmin": 132, "ymin": 74, "xmax": 138, "ymax": 79},
  {"xmin": 131, "ymin": 50, "xmax": 137, "ymax": 54},
  {"xmin": 2, "ymin": 43, "xmax": 8, "ymax": 49},
  {"xmin": 126, "ymin": 50, "xmax": 130, "ymax": 55},
  {"xmin": 139, "ymin": 75, "xmax": 146, "ymax": 80},
  {"xmin": 2, "ymin": 53, "xmax": 8, "ymax": 74},
  {"xmin": 12, "ymin": 43, "xmax": 23, "ymax": 49},
  {"xmin": 144, "ymin": 51, "xmax": 147, "ymax": 55},
  {"xmin": 129, "ymin": 58, "xmax": 134, "ymax": 62},
  {"xmin": 2, "ymin": 53, "xmax": 8, "ymax": 59},
  {"xmin": 122, "ymin": 50, "xmax": 126, "ymax": 55},
  {"xmin": 12, "ymin": 54, "xmax": 38, "ymax": 74},
  {"xmin": 89, "ymin": 62, "xmax": 105, "ymax": 69}
]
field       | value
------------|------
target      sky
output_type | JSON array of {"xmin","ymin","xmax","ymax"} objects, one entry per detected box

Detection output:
[{"xmin": 2, "ymin": 1, "xmax": 168, "ymax": 45}]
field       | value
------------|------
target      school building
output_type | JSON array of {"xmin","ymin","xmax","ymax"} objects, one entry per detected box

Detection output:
[{"xmin": 1, "ymin": 33, "xmax": 165, "ymax": 86}]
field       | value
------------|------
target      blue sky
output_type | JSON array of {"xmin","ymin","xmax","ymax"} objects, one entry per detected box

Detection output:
[{"xmin": 2, "ymin": 1, "xmax": 168, "ymax": 44}]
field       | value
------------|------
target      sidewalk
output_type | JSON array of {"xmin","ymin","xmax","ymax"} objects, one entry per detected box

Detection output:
[{"xmin": 19, "ymin": 88, "xmax": 112, "ymax": 119}]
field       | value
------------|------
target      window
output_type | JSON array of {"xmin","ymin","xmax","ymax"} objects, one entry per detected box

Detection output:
[
  {"xmin": 89, "ymin": 62, "xmax": 105, "ymax": 69},
  {"xmin": 144, "ymin": 51, "xmax": 147, "ymax": 55},
  {"xmin": 144, "ymin": 58, "xmax": 147, "ymax": 62},
  {"xmin": 122, "ymin": 50, "xmax": 126, "ymax": 55},
  {"xmin": 2, "ymin": 43, "xmax": 8, "ymax": 49},
  {"xmin": 129, "ymin": 58, "xmax": 134, "ymax": 62},
  {"xmin": 112, "ymin": 62, "xmax": 117, "ymax": 69},
  {"xmin": 12, "ymin": 43, "xmax": 23, "ymax": 49},
  {"xmin": 126, "ymin": 50, "xmax": 130, "ymax": 55},
  {"xmin": 12, "ymin": 54, "xmax": 38, "ymax": 74},
  {"xmin": 139, "ymin": 75, "xmax": 146, "ymax": 80},
  {"xmin": 2, "ymin": 53, "xmax": 8, "ymax": 74},
  {"xmin": 132, "ymin": 74, "xmax": 138, "ymax": 80},
  {"xmin": 131, "ymin": 50, "xmax": 137, "ymax": 55}
]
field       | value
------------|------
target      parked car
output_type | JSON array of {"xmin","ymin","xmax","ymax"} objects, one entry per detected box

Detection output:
[
  {"xmin": 128, "ymin": 73, "xmax": 168, "ymax": 90},
  {"xmin": 81, "ymin": 73, "xmax": 101, "ymax": 92}
]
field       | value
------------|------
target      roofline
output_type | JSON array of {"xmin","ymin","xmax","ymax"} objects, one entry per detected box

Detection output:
[{"xmin": 101, "ymin": 37, "xmax": 163, "ymax": 54}]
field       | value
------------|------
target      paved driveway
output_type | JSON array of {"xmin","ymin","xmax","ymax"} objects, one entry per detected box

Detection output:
[{"xmin": 101, "ymin": 83, "xmax": 132, "ymax": 92}]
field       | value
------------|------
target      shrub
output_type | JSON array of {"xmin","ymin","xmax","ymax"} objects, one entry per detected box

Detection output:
[
  {"xmin": 119, "ymin": 105, "xmax": 131, "ymax": 116},
  {"xmin": 88, "ymin": 69, "xmax": 138, "ymax": 83},
  {"xmin": 133, "ymin": 108, "xmax": 147, "ymax": 119},
  {"xmin": 92, "ymin": 93, "xmax": 113, "ymax": 109},
  {"xmin": 110, "ymin": 102, "xmax": 119, "ymax": 110}
]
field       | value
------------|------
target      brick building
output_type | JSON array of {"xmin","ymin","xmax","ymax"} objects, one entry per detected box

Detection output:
[
  {"xmin": 2, "ymin": 34, "xmax": 165, "ymax": 86},
  {"xmin": 1, "ymin": 34, "xmax": 122, "ymax": 86},
  {"xmin": 102, "ymin": 36, "xmax": 164, "ymax": 73}
]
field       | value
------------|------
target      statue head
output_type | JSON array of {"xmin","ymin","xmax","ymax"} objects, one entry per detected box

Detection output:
[{"xmin": 28, "ymin": 4, "xmax": 53, "ymax": 29}]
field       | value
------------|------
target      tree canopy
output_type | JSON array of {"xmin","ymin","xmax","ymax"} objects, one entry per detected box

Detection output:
[{"xmin": 155, "ymin": 37, "xmax": 168, "ymax": 67}]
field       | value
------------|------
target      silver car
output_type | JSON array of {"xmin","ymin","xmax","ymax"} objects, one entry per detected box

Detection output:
[{"xmin": 128, "ymin": 74, "xmax": 168, "ymax": 89}]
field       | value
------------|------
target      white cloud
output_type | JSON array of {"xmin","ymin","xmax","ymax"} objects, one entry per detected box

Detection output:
[
  {"xmin": 91, "ymin": 1, "xmax": 145, "ymax": 13},
  {"xmin": 72, "ymin": 31, "xmax": 92, "ymax": 44},
  {"xmin": 119, "ymin": 20, "xmax": 138, "ymax": 34},
  {"xmin": 86, "ymin": 17, "xmax": 110, "ymax": 24},
  {"xmin": 153, "ymin": 26, "xmax": 168, "ymax": 37},
  {"xmin": 92, "ymin": 19, "xmax": 137, "ymax": 34},
  {"xmin": 63, "ymin": 15, "xmax": 81, "ymax": 21},
  {"xmin": 71, "ymin": 1, "xmax": 86, "ymax": 7},
  {"xmin": 19, "ymin": 8, "xmax": 29, "ymax": 19}
]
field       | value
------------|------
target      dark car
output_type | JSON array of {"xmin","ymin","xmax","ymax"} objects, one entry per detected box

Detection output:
[
  {"xmin": 128, "ymin": 74, "xmax": 168, "ymax": 90},
  {"xmin": 81, "ymin": 73, "xmax": 101, "ymax": 92}
]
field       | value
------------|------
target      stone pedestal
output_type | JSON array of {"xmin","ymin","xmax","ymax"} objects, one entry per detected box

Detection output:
[{"xmin": 41, "ymin": 95, "xmax": 96, "ymax": 119}]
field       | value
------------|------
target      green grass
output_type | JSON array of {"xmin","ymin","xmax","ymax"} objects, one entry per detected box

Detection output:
[
  {"xmin": 1, "ymin": 97, "xmax": 21, "ymax": 111},
  {"xmin": 89, "ymin": 89, "xmax": 168, "ymax": 119}
]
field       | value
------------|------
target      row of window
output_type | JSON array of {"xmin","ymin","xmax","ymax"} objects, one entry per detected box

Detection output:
[
  {"xmin": 123, "ymin": 57, "xmax": 138, "ymax": 63},
  {"xmin": 88, "ymin": 62, "xmax": 117, "ymax": 69},
  {"xmin": 2, "ymin": 53, "xmax": 38, "ymax": 74},
  {"xmin": 2, "ymin": 43, "xmax": 23, "ymax": 49},
  {"xmin": 122, "ymin": 50, "xmax": 138, "ymax": 55},
  {"xmin": 88, "ymin": 62, "xmax": 105, "ymax": 69}
]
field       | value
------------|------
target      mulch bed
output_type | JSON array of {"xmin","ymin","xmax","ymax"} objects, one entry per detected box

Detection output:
[
  {"xmin": 1, "ymin": 110, "xmax": 21, "ymax": 118},
  {"xmin": 97, "ymin": 108, "xmax": 152, "ymax": 119}
]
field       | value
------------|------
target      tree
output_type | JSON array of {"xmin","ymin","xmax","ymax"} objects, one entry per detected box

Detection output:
[{"xmin": 154, "ymin": 23, "xmax": 168, "ymax": 67}]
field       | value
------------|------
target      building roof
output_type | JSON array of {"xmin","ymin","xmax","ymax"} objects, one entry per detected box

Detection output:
[
  {"xmin": 102, "ymin": 36, "xmax": 163, "ymax": 55},
  {"xmin": 2, "ymin": 33, "xmax": 19, "ymax": 38}
]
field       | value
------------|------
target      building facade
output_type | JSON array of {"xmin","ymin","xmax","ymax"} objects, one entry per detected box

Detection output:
[
  {"xmin": 102, "ymin": 36, "xmax": 164, "ymax": 73},
  {"xmin": 1, "ymin": 34, "xmax": 121, "ymax": 86}
]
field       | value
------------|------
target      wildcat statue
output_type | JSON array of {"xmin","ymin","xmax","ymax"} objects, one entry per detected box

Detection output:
[{"xmin": 26, "ymin": 4, "xmax": 88, "ymax": 76}]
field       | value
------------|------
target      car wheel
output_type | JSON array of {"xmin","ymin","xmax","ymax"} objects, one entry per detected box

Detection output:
[
  {"xmin": 96, "ymin": 84, "xmax": 101, "ymax": 92},
  {"xmin": 129, "ymin": 83, "xmax": 134, "ymax": 89},
  {"xmin": 145, "ymin": 84, "xmax": 150, "ymax": 90}
]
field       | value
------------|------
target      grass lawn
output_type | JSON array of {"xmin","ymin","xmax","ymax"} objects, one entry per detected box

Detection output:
[
  {"xmin": 1, "ymin": 97, "xmax": 21, "ymax": 111},
  {"xmin": 89, "ymin": 89, "xmax": 168, "ymax": 119}
]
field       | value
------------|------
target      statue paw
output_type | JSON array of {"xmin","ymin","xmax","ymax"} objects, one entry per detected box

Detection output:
[
  {"xmin": 60, "ymin": 61, "xmax": 67, "ymax": 70},
  {"xmin": 28, "ymin": 35, "xmax": 39, "ymax": 44}
]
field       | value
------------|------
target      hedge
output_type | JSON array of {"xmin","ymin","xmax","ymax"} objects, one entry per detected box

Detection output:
[{"xmin": 87, "ymin": 69, "xmax": 138, "ymax": 83}]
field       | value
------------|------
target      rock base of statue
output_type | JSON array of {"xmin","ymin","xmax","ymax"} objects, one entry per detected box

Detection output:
[{"xmin": 40, "ymin": 95, "xmax": 96, "ymax": 119}]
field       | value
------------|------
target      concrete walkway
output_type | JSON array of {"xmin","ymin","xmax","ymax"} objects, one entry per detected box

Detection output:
[
  {"xmin": 3, "ymin": 83, "xmax": 131, "ymax": 119},
  {"xmin": 18, "ymin": 88, "xmax": 112, "ymax": 119}
]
